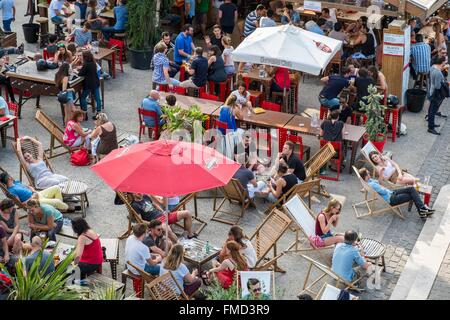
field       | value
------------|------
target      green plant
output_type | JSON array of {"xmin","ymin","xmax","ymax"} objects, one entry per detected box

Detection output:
[
  {"xmin": 200, "ymin": 278, "xmax": 239, "ymax": 300},
  {"xmin": 162, "ymin": 104, "xmax": 208, "ymax": 137},
  {"xmin": 359, "ymin": 84, "xmax": 387, "ymax": 142},
  {"xmin": 91, "ymin": 284, "xmax": 126, "ymax": 300},
  {"xmin": 1, "ymin": 244, "xmax": 80, "ymax": 300}
]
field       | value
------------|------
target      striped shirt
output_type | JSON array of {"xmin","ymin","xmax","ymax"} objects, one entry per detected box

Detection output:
[
  {"xmin": 410, "ymin": 42, "xmax": 431, "ymax": 74},
  {"xmin": 243, "ymin": 10, "xmax": 260, "ymax": 37},
  {"xmin": 152, "ymin": 53, "xmax": 169, "ymax": 84}
]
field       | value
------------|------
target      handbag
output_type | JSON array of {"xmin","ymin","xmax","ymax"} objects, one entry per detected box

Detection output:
[
  {"xmin": 57, "ymin": 91, "xmax": 71, "ymax": 104},
  {"xmin": 70, "ymin": 148, "xmax": 91, "ymax": 166},
  {"xmin": 438, "ymin": 81, "xmax": 449, "ymax": 98}
]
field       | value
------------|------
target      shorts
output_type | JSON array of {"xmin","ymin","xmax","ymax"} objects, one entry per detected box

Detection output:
[
  {"xmin": 309, "ymin": 232, "xmax": 332, "ymax": 248},
  {"xmin": 156, "ymin": 211, "xmax": 178, "ymax": 225},
  {"xmin": 196, "ymin": 12, "xmax": 207, "ymax": 25}
]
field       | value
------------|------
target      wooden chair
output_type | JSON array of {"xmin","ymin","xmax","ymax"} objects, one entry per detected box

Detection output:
[
  {"xmin": 170, "ymin": 193, "xmax": 207, "ymax": 235},
  {"xmin": 303, "ymin": 142, "xmax": 336, "ymax": 197},
  {"xmin": 319, "ymin": 140, "xmax": 343, "ymax": 181},
  {"xmin": 315, "ymin": 283, "xmax": 359, "ymax": 300},
  {"xmin": 282, "ymin": 193, "xmax": 334, "ymax": 255},
  {"xmin": 116, "ymin": 191, "xmax": 150, "ymax": 240},
  {"xmin": 126, "ymin": 260, "xmax": 157, "ymax": 299},
  {"xmin": 11, "ymin": 137, "xmax": 54, "ymax": 189},
  {"xmin": 145, "ymin": 271, "xmax": 189, "ymax": 300},
  {"xmin": 250, "ymin": 208, "xmax": 292, "ymax": 273},
  {"xmin": 34, "ymin": 110, "xmax": 81, "ymax": 159},
  {"xmin": 352, "ymin": 166, "xmax": 409, "ymax": 219},
  {"xmin": 264, "ymin": 179, "xmax": 319, "ymax": 215},
  {"xmin": 212, "ymin": 178, "xmax": 252, "ymax": 225},
  {"xmin": 299, "ymin": 254, "xmax": 363, "ymax": 297}
]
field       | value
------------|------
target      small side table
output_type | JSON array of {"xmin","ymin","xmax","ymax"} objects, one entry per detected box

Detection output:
[
  {"xmin": 101, "ymin": 238, "xmax": 120, "ymax": 280},
  {"xmin": 360, "ymin": 238, "xmax": 386, "ymax": 272},
  {"xmin": 60, "ymin": 180, "xmax": 89, "ymax": 218}
]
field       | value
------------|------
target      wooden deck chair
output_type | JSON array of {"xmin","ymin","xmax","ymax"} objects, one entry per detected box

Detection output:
[
  {"xmin": 116, "ymin": 191, "xmax": 149, "ymax": 240},
  {"xmin": 170, "ymin": 193, "xmax": 207, "ymax": 235},
  {"xmin": 35, "ymin": 110, "xmax": 81, "ymax": 159},
  {"xmin": 315, "ymin": 283, "xmax": 359, "ymax": 300},
  {"xmin": 11, "ymin": 137, "xmax": 55, "ymax": 189},
  {"xmin": 0, "ymin": 166, "xmax": 28, "ymax": 219},
  {"xmin": 282, "ymin": 193, "xmax": 334, "ymax": 255},
  {"xmin": 211, "ymin": 178, "xmax": 253, "ymax": 225},
  {"xmin": 265, "ymin": 179, "xmax": 319, "ymax": 214},
  {"xmin": 299, "ymin": 254, "xmax": 362, "ymax": 297},
  {"xmin": 304, "ymin": 142, "xmax": 336, "ymax": 197},
  {"xmin": 126, "ymin": 260, "xmax": 157, "ymax": 299},
  {"xmin": 352, "ymin": 166, "xmax": 408, "ymax": 219},
  {"xmin": 145, "ymin": 271, "xmax": 189, "ymax": 300},
  {"xmin": 250, "ymin": 208, "xmax": 292, "ymax": 273}
]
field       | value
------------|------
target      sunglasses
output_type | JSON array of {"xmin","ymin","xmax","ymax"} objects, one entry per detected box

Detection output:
[
  {"xmin": 252, "ymin": 287, "xmax": 262, "ymax": 293},
  {"xmin": 156, "ymin": 228, "xmax": 163, "ymax": 232}
]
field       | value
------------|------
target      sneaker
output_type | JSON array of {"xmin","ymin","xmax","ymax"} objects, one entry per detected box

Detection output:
[
  {"xmin": 17, "ymin": 43, "xmax": 24, "ymax": 54},
  {"xmin": 419, "ymin": 208, "xmax": 434, "ymax": 216},
  {"xmin": 423, "ymin": 205, "xmax": 435, "ymax": 212},
  {"xmin": 418, "ymin": 212, "xmax": 428, "ymax": 219}
]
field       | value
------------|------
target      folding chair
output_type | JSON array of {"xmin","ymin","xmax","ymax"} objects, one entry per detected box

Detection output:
[
  {"xmin": 116, "ymin": 191, "xmax": 150, "ymax": 240},
  {"xmin": 299, "ymin": 254, "xmax": 363, "ymax": 297},
  {"xmin": 282, "ymin": 192, "xmax": 334, "ymax": 255},
  {"xmin": 126, "ymin": 260, "xmax": 157, "ymax": 299},
  {"xmin": 352, "ymin": 166, "xmax": 409, "ymax": 219},
  {"xmin": 316, "ymin": 283, "xmax": 359, "ymax": 300},
  {"xmin": 34, "ymin": 110, "xmax": 81, "ymax": 159},
  {"xmin": 303, "ymin": 142, "xmax": 336, "ymax": 197},
  {"xmin": 145, "ymin": 271, "xmax": 189, "ymax": 300},
  {"xmin": 170, "ymin": 193, "xmax": 207, "ymax": 235},
  {"xmin": 250, "ymin": 208, "xmax": 292, "ymax": 273},
  {"xmin": 212, "ymin": 178, "xmax": 252, "ymax": 225}
]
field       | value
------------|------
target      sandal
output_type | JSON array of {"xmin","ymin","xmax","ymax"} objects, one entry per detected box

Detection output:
[{"xmin": 200, "ymin": 271, "xmax": 211, "ymax": 286}]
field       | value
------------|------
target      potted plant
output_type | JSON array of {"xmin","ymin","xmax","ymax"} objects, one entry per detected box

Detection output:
[
  {"xmin": 160, "ymin": 104, "xmax": 208, "ymax": 141},
  {"xmin": 22, "ymin": 0, "xmax": 40, "ymax": 43},
  {"xmin": 127, "ymin": 0, "xmax": 172, "ymax": 69},
  {"xmin": 359, "ymin": 84, "xmax": 387, "ymax": 152}
]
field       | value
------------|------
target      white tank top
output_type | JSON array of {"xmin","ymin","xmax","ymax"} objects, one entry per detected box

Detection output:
[{"xmin": 382, "ymin": 160, "xmax": 396, "ymax": 178}]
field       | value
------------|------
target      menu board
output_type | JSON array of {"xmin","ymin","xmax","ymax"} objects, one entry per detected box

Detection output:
[{"xmin": 304, "ymin": 1, "xmax": 322, "ymax": 12}]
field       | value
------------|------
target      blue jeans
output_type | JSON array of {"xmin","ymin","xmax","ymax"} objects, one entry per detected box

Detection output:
[
  {"xmin": 0, "ymin": 47, "xmax": 18, "ymax": 58},
  {"xmin": 3, "ymin": 19, "xmax": 13, "ymax": 32},
  {"xmin": 47, "ymin": 219, "xmax": 64, "ymax": 241},
  {"xmin": 319, "ymin": 96, "xmax": 340, "ymax": 109},
  {"xmin": 80, "ymin": 87, "xmax": 102, "ymax": 112},
  {"xmin": 144, "ymin": 263, "xmax": 160, "ymax": 276},
  {"xmin": 51, "ymin": 16, "xmax": 65, "ymax": 24},
  {"xmin": 101, "ymin": 27, "xmax": 124, "ymax": 41},
  {"xmin": 427, "ymin": 94, "xmax": 444, "ymax": 129}
]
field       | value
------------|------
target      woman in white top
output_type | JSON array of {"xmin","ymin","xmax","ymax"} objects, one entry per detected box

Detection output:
[
  {"xmin": 230, "ymin": 80, "xmax": 252, "ymax": 109},
  {"xmin": 219, "ymin": 225, "xmax": 256, "ymax": 268},
  {"xmin": 369, "ymin": 151, "xmax": 416, "ymax": 185},
  {"xmin": 16, "ymin": 136, "xmax": 68, "ymax": 189},
  {"xmin": 221, "ymin": 36, "xmax": 235, "ymax": 75}
]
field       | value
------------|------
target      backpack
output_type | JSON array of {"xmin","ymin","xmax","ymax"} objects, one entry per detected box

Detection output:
[{"xmin": 70, "ymin": 148, "xmax": 91, "ymax": 166}]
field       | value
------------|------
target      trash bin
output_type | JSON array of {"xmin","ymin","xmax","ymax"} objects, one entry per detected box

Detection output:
[
  {"xmin": 406, "ymin": 88, "xmax": 427, "ymax": 113},
  {"xmin": 22, "ymin": 23, "xmax": 40, "ymax": 43}
]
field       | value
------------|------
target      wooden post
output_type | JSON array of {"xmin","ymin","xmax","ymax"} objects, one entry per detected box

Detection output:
[{"xmin": 381, "ymin": 20, "xmax": 410, "ymax": 105}]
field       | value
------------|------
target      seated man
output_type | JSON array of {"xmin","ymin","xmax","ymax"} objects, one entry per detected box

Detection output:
[
  {"xmin": 319, "ymin": 67, "xmax": 351, "ymax": 110},
  {"xmin": 0, "ymin": 44, "xmax": 24, "ymax": 59},
  {"xmin": 279, "ymin": 141, "xmax": 306, "ymax": 182},
  {"xmin": 180, "ymin": 47, "xmax": 209, "ymax": 89},
  {"xmin": 143, "ymin": 219, "xmax": 172, "ymax": 258},
  {"xmin": 358, "ymin": 168, "xmax": 434, "ymax": 219},
  {"xmin": 233, "ymin": 133, "xmax": 265, "ymax": 173},
  {"xmin": 0, "ymin": 172, "xmax": 72, "ymax": 212},
  {"xmin": 332, "ymin": 230, "xmax": 370, "ymax": 283},
  {"xmin": 69, "ymin": 22, "xmax": 92, "ymax": 47},
  {"xmin": 24, "ymin": 236, "xmax": 55, "ymax": 277},
  {"xmin": 49, "ymin": 0, "xmax": 69, "ymax": 27},
  {"xmin": 305, "ymin": 19, "xmax": 326, "ymax": 35},
  {"xmin": 27, "ymin": 199, "xmax": 64, "ymax": 242},
  {"xmin": 261, "ymin": 164, "xmax": 298, "ymax": 203},
  {"xmin": 125, "ymin": 223, "xmax": 162, "ymax": 276},
  {"xmin": 130, "ymin": 193, "xmax": 196, "ymax": 242},
  {"xmin": 280, "ymin": 3, "xmax": 300, "ymax": 25},
  {"xmin": 233, "ymin": 153, "xmax": 266, "ymax": 200},
  {"xmin": 100, "ymin": 0, "xmax": 128, "ymax": 41},
  {"xmin": 141, "ymin": 90, "xmax": 164, "ymax": 129}
]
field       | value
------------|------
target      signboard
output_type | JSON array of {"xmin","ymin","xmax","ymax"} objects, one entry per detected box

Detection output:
[
  {"xmin": 401, "ymin": 26, "xmax": 411, "ymax": 105},
  {"xmin": 304, "ymin": 1, "xmax": 322, "ymax": 12},
  {"xmin": 383, "ymin": 44, "xmax": 404, "ymax": 56},
  {"xmin": 384, "ymin": 33, "xmax": 405, "ymax": 44}
]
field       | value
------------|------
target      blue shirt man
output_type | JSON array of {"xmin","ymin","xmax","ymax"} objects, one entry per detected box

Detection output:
[
  {"xmin": 72, "ymin": 25, "xmax": 92, "ymax": 47},
  {"xmin": 174, "ymin": 25, "xmax": 194, "ymax": 64},
  {"xmin": 410, "ymin": 35, "xmax": 431, "ymax": 74},
  {"xmin": 305, "ymin": 20, "xmax": 325, "ymax": 35},
  {"xmin": 113, "ymin": 2, "xmax": 128, "ymax": 30},
  {"xmin": 8, "ymin": 181, "xmax": 33, "ymax": 203},
  {"xmin": 0, "ymin": 0, "xmax": 15, "ymax": 32},
  {"xmin": 0, "ymin": 96, "xmax": 9, "ymax": 116},
  {"xmin": 141, "ymin": 90, "xmax": 164, "ymax": 128},
  {"xmin": 280, "ymin": 4, "xmax": 300, "ymax": 25}
]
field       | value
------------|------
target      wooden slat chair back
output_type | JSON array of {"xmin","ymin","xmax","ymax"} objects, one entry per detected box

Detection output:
[
  {"xmin": 250, "ymin": 208, "xmax": 292, "ymax": 273},
  {"xmin": 265, "ymin": 179, "xmax": 319, "ymax": 214},
  {"xmin": 171, "ymin": 193, "xmax": 207, "ymax": 235},
  {"xmin": 304, "ymin": 142, "xmax": 336, "ymax": 197},
  {"xmin": 283, "ymin": 193, "xmax": 334, "ymax": 255},
  {"xmin": 116, "ymin": 191, "xmax": 149, "ymax": 240},
  {"xmin": 11, "ymin": 138, "xmax": 55, "ymax": 189},
  {"xmin": 299, "ymin": 254, "xmax": 362, "ymax": 297},
  {"xmin": 35, "ymin": 110, "xmax": 80, "ymax": 158},
  {"xmin": 145, "ymin": 271, "xmax": 188, "ymax": 300},
  {"xmin": 126, "ymin": 260, "xmax": 157, "ymax": 298},
  {"xmin": 352, "ymin": 166, "xmax": 408, "ymax": 219},
  {"xmin": 212, "ymin": 178, "xmax": 252, "ymax": 225}
]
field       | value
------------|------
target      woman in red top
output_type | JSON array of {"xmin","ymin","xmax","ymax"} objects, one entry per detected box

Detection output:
[
  {"xmin": 268, "ymin": 66, "xmax": 291, "ymax": 94},
  {"xmin": 72, "ymin": 217, "xmax": 103, "ymax": 278},
  {"xmin": 309, "ymin": 198, "xmax": 344, "ymax": 248},
  {"xmin": 204, "ymin": 241, "xmax": 248, "ymax": 289}
]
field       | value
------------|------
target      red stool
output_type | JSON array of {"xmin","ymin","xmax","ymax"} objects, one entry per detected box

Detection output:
[
  {"xmin": 7, "ymin": 102, "xmax": 19, "ymax": 140},
  {"xmin": 208, "ymin": 80, "xmax": 229, "ymax": 102},
  {"xmin": 156, "ymin": 84, "xmax": 169, "ymax": 92},
  {"xmin": 179, "ymin": 66, "xmax": 186, "ymax": 82},
  {"xmin": 278, "ymin": 128, "xmax": 288, "ymax": 152},
  {"xmin": 351, "ymin": 111, "xmax": 367, "ymax": 126},
  {"xmin": 320, "ymin": 140, "xmax": 342, "ymax": 181},
  {"xmin": 200, "ymin": 92, "xmax": 219, "ymax": 101},
  {"xmin": 261, "ymin": 101, "xmax": 281, "ymax": 112},
  {"xmin": 384, "ymin": 107, "xmax": 401, "ymax": 142},
  {"xmin": 319, "ymin": 105, "xmax": 329, "ymax": 120},
  {"xmin": 171, "ymin": 86, "xmax": 186, "ymax": 95}
]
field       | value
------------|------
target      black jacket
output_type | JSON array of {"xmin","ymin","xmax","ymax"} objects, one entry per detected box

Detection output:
[{"xmin": 78, "ymin": 61, "xmax": 100, "ymax": 90}]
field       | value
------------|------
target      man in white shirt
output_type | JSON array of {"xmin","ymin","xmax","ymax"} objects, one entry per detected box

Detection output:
[{"xmin": 49, "ymin": 0, "xmax": 68, "ymax": 25}]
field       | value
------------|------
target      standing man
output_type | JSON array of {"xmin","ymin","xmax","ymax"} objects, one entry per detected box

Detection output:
[
  {"xmin": 218, "ymin": 0, "xmax": 237, "ymax": 35},
  {"xmin": 174, "ymin": 24, "xmax": 196, "ymax": 67},
  {"xmin": 185, "ymin": 0, "xmax": 196, "ymax": 24},
  {"xmin": 427, "ymin": 56, "xmax": 448, "ymax": 135},
  {"xmin": 243, "ymin": 4, "xmax": 266, "ymax": 38},
  {"xmin": 197, "ymin": 0, "xmax": 212, "ymax": 38},
  {"xmin": 0, "ymin": 0, "xmax": 15, "ymax": 32},
  {"xmin": 410, "ymin": 34, "xmax": 431, "ymax": 81}
]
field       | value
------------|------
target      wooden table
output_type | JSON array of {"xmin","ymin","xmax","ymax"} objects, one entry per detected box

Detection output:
[
  {"xmin": 360, "ymin": 238, "xmax": 386, "ymax": 271},
  {"xmin": 180, "ymin": 238, "xmax": 220, "ymax": 271},
  {"xmin": 5, "ymin": 60, "xmax": 84, "ymax": 118},
  {"xmin": 93, "ymin": 47, "xmax": 116, "ymax": 79},
  {"xmin": 159, "ymin": 93, "xmax": 223, "ymax": 116},
  {"xmin": 99, "ymin": 9, "xmax": 114, "ymax": 20},
  {"xmin": 241, "ymin": 69, "xmax": 273, "ymax": 101},
  {"xmin": 0, "ymin": 115, "xmax": 16, "ymax": 147},
  {"xmin": 45, "ymin": 242, "xmax": 75, "ymax": 265},
  {"xmin": 101, "ymin": 238, "xmax": 120, "ymax": 280},
  {"xmin": 284, "ymin": 115, "xmax": 366, "ymax": 173},
  {"xmin": 60, "ymin": 180, "xmax": 89, "ymax": 218}
]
